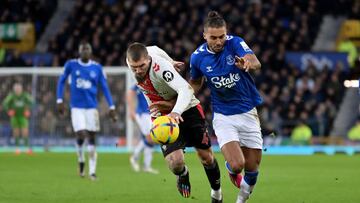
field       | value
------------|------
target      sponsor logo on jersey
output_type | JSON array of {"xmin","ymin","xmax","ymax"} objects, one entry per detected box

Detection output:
[
  {"xmin": 90, "ymin": 71, "xmax": 97, "ymax": 78},
  {"xmin": 153, "ymin": 63, "xmax": 160, "ymax": 72},
  {"xmin": 226, "ymin": 55, "xmax": 235, "ymax": 65},
  {"xmin": 76, "ymin": 78, "xmax": 92, "ymax": 89},
  {"xmin": 162, "ymin": 70, "xmax": 174, "ymax": 82},
  {"xmin": 240, "ymin": 41, "xmax": 251, "ymax": 52},
  {"xmin": 210, "ymin": 73, "xmax": 240, "ymax": 88}
]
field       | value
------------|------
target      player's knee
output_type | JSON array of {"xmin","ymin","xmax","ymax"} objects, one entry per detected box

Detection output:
[
  {"xmin": 166, "ymin": 151, "xmax": 185, "ymax": 174},
  {"xmin": 76, "ymin": 130, "xmax": 87, "ymax": 140},
  {"xmin": 198, "ymin": 151, "xmax": 214, "ymax": 166},
  {"xmin": 228, "ymin": 159, "xmax": 245, "ymax": 174}
]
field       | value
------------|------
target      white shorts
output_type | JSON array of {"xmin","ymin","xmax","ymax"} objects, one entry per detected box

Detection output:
[
  {"xmin": 71, "ymin": 108, "xmax": 100, "ymax": 132},
  {"xmin": 213, "ymin": 108, "xmax": 263, "ymax": 149},
  {"xmin": 135, "ymin": 113, "xmax": 152, "ymax": 136}
]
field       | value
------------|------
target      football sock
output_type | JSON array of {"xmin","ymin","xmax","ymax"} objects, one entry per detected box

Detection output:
[
  {"xmin": 203, "ymin": 158, "xmax": 221, "ymax": 190},
  {"xmin": 76, "ymin": 143, "xmax": 85, "ymax": 163},
  {"xmin": 79, "ymin": 162, "xmax": 85, "ymax": 173},
  {"xmin": 143, "ymin": 144, "xmax": 153, "ymax": 169},
  {"xmin": 133, "ymin": 140, "xmax": 144, "ymax": 161},
  {"xmin": 174, "ymin": 165, "xmax": 188, "ymax": 176},
  {"xmin": 225, "ymin": 161, "xmax": 238, "ymax": 174},
  {"xmin": 87, "ymin": 145, "xmax": 97, "ymax": 175},
  {"xmin": 244, "ymin": 170, "xmax": 259, "ymax": 186}
]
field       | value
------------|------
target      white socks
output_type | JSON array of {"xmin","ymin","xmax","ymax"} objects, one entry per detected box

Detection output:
[
  {"xmin": 236, "ymin": 179, "xmax": 252, "ymax": 203},
  {"xmin": 87, "ymin": 145, "xmax": 97, "ymax": 175},
  {"xmin": 211, "ymin": 188, "xmax": 222, "ymax": 201},
  {"xmin": 143, "ymin": 145, "xmax": 153, "ymax": 169},
  {"xmin": 76, "ymin": 144, "xmax": 85, "ymax": 163}
]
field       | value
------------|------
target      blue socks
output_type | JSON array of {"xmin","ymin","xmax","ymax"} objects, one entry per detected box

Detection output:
[{"xmin": 244, "ymin": 171, "xmax": 259, "ymax": 186}]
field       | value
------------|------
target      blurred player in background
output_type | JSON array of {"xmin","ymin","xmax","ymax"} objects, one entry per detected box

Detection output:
[
  {"xmin": 126, "ymin": 43, "xmax": 223, "ymax": 202},
  {"xmin": 2, "ymin": 83, "xmax": 33, "ymax": 154},
  {"xmin": 189, "ymin": 11, "xmax": 263, "ymax": 203},
  {"xmin": 56, "ymin": 42, "xmax": 117, "ymax": 181},
  {"xmin": 127, "ymin": 84, "xmax": 158, "ymax": 174}
]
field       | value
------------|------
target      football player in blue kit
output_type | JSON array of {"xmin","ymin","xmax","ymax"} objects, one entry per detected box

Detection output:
[
  {"xmin": 189, "ymin": 11, "xmax": 263, "ymax": 203},
  {"xmin": 127, "ymin": 84, "xmax": 158, "ymax": 174},
  {"xmin": 56, "ymin": 42, "xmax": 117, "ymax": 181}
]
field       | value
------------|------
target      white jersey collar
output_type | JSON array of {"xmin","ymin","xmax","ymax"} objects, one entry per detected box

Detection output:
[{"xmin": 77, "ymin": 59, "xmax": 92, "ymax": 66}]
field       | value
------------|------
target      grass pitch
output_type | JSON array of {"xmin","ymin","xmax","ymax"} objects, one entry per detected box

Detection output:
[{"xmin": 0, "ymin": 152, "xmax": 359, "ymax": 203}]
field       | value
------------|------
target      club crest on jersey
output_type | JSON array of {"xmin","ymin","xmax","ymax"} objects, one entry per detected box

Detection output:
[
  {"xmin": 210, "ymin": 73, "xmax": 240, "ymax": 88},
  {"xmin": 153, "ymin": 63, "xmax": 160, "ymax": 72},
  {"xmin": 90, "ymin": 71, "xmax": 97, "ymax": 78},
  {"xmin": 226, "ymin": 55, "xmax": 235, "ymax": 65},
  {"xmin": 162, "ymin": 71, "xmax": 174, "ymax": 82}
]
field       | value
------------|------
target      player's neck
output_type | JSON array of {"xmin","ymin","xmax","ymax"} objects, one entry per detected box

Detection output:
[{"xmin": 80, "ymin": 58, "xmax": 90, "ymax": 63}]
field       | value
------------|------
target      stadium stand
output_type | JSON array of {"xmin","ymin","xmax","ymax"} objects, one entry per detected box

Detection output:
[{"xmin": 0, "ymin": 0, "xmax": 358, "ymax": 145}]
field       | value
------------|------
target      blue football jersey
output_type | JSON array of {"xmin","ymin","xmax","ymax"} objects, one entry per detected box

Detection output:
[
  {"xmin": 190, "ymin": 35, "xmax": 263, "ymax": 115},
  {"xmin": 131, "ymin": 85, "xmax": 149, "ymax": 114},
  {"xmin": 57, "ymin": 59, "xmax": 115, "ymax": 109}
]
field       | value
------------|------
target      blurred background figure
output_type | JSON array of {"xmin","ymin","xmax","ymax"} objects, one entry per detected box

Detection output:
[
  {"xmin": 127, "ymin": 85, "xmax": 158, "ymax": 174},
  {"xmin": 2, "ymin": 83, "xmax": 33, "ymax": 154}
]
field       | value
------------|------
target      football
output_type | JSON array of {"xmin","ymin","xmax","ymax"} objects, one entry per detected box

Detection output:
[{"xmin": 150, "ymin": 116, "xmax": 180, "ymax": 144}]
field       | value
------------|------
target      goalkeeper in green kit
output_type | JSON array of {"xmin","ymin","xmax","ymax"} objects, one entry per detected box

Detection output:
[{"xmin": 2, "ymin": 83, "xmax": 33, "ymax": 154}]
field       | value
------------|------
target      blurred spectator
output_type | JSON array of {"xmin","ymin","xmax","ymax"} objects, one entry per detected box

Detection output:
[
  {"xmin": 5, "ymin": 50, "xmax": 27, "ymax": 67},
  {"xmin": 347, "ymin": 119, "xmax": 360, "ymax": 143},
  {"xmin": 291, "ymin": 119, "xmax": 313, "ymax": 145},
  {"xmin": 337, "ymin": 36, "xmax": 358, "ymax": 68}
]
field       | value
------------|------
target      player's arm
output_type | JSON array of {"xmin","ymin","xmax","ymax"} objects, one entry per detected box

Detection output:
[
  {"xmin": 2, "ymin": 94, "xmax": 15, "ymax": 117},
  {"xmin": 233, "ymin": 37, "xmax": 261, "ymax": 72},
  {"xmin": 24, "ymin": 93, "xmax": 33, "ymax": 118},
  {"xmin": 56, "ymin": 62, "xmax": 71, "ymax": 115},
  {"xmin": 158, "ymin": 61, "xmax": 194, "ymax": 123},
  {"xmin": 99, "ymin": 68, "xmax": 117, "ymax": 122},
  {"xmin": 126, "ymin": 87, "xmax": 137, "ymax": 121},
  {"xmin": 189, "ymin": 53, "xmax": 204, "ymax": 94},
  {"xmin": 235, "ymin": 54, "xmax": 261, "ymax": 72}
]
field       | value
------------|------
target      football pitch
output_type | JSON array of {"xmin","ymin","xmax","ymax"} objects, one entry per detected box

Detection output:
[{"xmin": 0, "ymin": 152, "xmax": 359, "ymax": 203}]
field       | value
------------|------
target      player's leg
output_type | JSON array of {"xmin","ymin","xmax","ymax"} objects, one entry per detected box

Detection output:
[
  {"xmin": 213, "ymin": 112, "xmax": 245, "ymax": 188},
  {"xmin": 237, "ymin": 147, "xmax": 262, "ymax": 203},
  {"xmin": 20, "ymin": 117, "xmax": 31, "ymax": 154},
  {"xmin": 234, "ymin": 108, "xmax": 263, "ymax": 203},
  {"xmin": 143, "ymin": 137, "xmax": 158, "ymax": 174},
  {"xmin": 71, "ymin": 108, "xmax": 87, "ymax": 177},
  {"xmin": 11, "ymin": 117, "xmax": 21, "ymax": 154},
  {"xmin": 196, "ymin": 147, "xmax": 222, "ymax": 203},
  {"xmin": 136, "ymin": 113, "xmax": 157, "ymax": 173},
  {"xmin": 75, "ymin": 130, "xmax": 86, "ymax": 177},
  {"xmin": 130, "ymin": 138, "xmax": 144, "ymax": 172},
  {"xmin": 165, "ymin": 149, "xmax": 190, "ymax": 198},
  {"xmin": 88, "ymin": 131, "xmax": 97, "ymax": 180},
  {"xmin": 85, "ymin": 109, "xmax": 100, "ymax": 181}
]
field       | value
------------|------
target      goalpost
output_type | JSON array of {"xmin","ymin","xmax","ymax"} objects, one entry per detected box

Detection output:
[{"xmin": 0, "ymin": 67, "xmax": 135, "ymax": 151}]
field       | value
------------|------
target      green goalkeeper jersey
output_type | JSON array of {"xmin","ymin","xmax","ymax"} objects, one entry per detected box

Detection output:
[{"xmin": 2, "ymin": 92, "xmax": 33, "ymax": 117}]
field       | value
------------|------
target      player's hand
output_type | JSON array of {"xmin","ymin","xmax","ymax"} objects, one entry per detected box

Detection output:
[
  {"xmin": 24, "ymin": 109, "xmax": 31, "ymax": 118},
  {"xmin": 168, "ymin": 112, "xmax": 183, "ymax": 124},
  {"xmin": 109, "ymin": 109, "xmax": 118, "ymax": 122},
  {"xmin": 149, "ymin": 99, "xmax": 176, "ymax": 115},
  {"xmin": 235, "ymin": 56, "xmax": 252, "ymax": 72},
  {"xmin": 57, "ymin": 102, "xmax": 65, "ymax": 115},
  {"xmin": 7, "ymin": 109, "xmax": 15, "ymax": 117},
  {"xmin": 173, "ymin": 61, "xmax": 185, "ymax": 72}
]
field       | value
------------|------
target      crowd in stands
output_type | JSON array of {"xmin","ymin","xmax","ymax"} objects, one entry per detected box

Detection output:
[{"xmin": 0, "ymin": 0, "xmax": 358, "ymax": 144}]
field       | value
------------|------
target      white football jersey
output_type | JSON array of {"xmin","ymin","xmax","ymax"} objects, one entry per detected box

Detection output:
[{"xmin": 128, "ymin": 46, "xmax": 199, "ymax": 116}]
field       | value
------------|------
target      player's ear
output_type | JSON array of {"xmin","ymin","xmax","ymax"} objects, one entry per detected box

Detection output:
[{"xmin": 203, "ymin": 32, "xmax": 206, "ymax": 40}]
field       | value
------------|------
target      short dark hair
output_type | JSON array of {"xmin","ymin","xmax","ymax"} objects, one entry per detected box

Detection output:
[
  {"xmin": 126, "ymin": 42, "xmax": 148, "ymax": 61},
  {"xmin": 204, "ymin": 11, "xmax": 226, "ymax": 31}
]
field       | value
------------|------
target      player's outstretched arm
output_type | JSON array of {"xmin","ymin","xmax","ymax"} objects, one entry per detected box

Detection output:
[
  {"xmin": 126, "ymin": 89, "xmax": 137, "ymax": 121},
  {"xmin": 235, "ymin": 54, "xmax": 261, "ymax": 72}
]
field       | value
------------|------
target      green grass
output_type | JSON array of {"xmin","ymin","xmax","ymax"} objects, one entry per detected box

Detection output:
[{"xmin": 0, "ymin": 152, "xmax": 359, "ymax": 203}]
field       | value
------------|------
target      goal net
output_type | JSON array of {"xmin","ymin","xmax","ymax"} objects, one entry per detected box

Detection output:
[{"xmin": 0, "ymin": 67, "xmax": 135, "ymax": 150}]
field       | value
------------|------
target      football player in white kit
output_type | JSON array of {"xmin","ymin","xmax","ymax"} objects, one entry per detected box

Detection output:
[
  {"xmin": 126, "ymin": 43, "xmax": 223, "ymax": 203},
  {"xmin": 56, "ymin": 42, "xmax": 118, "ymax": 181}
]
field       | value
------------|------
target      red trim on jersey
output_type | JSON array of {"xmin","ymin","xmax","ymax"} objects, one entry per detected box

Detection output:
[
  {"xmin": 196, "ymin": 104, "xmax": 205, "ymax": 119},
  {"xmin": 153, "ymin": 63, "xmax": 160, "ymax": 72},
  {"xmin": 138, "ymin": 73, "xmax": 171, "ymax": 115}
]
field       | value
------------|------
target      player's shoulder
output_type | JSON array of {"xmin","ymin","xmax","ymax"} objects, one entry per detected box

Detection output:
[
  {"xmin": 226, "ymin": 35, "xmax": 245, "ymax": 45},
  {"xmin": 64, "ymin": 58, "xmax": 78, "ymax": 66}
]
